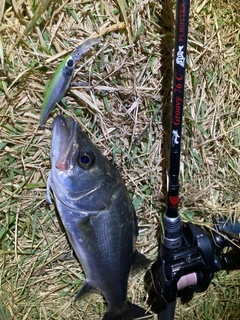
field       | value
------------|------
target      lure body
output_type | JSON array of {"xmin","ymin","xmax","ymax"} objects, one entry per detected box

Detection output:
[
  {"xmin": 39, "ymin": 38, "xmax": 100, "ymax": 125},
  {"xmin": 39, "ymin": 55, "xmax": 75, "ymax": 125}
]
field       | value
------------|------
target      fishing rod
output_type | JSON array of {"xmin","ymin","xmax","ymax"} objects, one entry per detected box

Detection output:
[
  {"xmin": 148, "ymin": 0, "xmax": 240, "ymax": 319},
  {"xmin": 161, "ymin": 0, "xmax": 190, "ymax": 251}
]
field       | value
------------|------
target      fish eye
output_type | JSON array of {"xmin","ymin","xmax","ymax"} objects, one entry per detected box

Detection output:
[
  {"xmin": 78, "ymin": 151, "xmax": 95, "ymax": 168},
  {"xmin": 63, "ymin": 58, "xmax": 75, "ymax": 77},
  {"xmin": 67, "ymin": 58, "xmax": 74, "ymax": 68}
]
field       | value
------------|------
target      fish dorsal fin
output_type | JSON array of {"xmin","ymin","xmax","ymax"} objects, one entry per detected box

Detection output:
[
  {"xmin": 132, "ymin": 251, "xmax": 152, "ymax": 271},
  {"xmin": 74, "ymin": 280, "xmax": 100, "ymax": 301}
]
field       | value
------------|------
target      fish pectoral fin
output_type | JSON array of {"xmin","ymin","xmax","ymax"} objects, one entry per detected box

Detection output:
[
  {"xmin": 132, "ymin": 250, "xmax": 152, "ymax": 271},
  {"xmin": 46, "ymin": 171, "xmax": 52, "ymax": 204},
  {"xmin": 74, "ymin": 280, "xmax": 100, "ymax": 301}
]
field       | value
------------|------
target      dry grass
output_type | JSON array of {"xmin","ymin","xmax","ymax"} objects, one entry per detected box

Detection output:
[{"xmin": 0, "ymin": 0, "xmax": 240, "ymax": 319}]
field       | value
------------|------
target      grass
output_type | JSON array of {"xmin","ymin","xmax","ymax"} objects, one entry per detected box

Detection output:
[{"xmin": 0, "ymin": 0, "xmax": 240, "ymax": 319}]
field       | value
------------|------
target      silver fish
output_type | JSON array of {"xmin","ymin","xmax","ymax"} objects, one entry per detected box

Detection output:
[{"xmin": 46, "ymin": 115, "xmax": 151, "ymax": 320}]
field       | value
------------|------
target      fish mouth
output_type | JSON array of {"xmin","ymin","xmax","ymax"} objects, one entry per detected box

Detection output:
[{"xmin": 51, "ymin": 115, "xmax": 78, "ymax": 171}]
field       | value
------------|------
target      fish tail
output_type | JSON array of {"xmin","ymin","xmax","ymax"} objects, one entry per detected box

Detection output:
[{"xmin": 102, "ymin": 302, "xmax": 151, "ymax": 320}]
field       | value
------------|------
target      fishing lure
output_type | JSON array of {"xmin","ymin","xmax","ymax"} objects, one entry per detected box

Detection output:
[{"xmin": 39, "ymin": 37, "xmax": 100, "ymax": 125}]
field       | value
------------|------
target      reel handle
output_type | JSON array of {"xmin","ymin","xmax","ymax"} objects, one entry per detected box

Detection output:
[{"xmin": 213, "ymin": 217, "xmax": 240, "ymax": 245}]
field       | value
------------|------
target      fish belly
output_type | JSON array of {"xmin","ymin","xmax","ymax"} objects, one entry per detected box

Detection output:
[{"xmin": 53, "ymin": 186, "xmax": 135, "ymax": 309}]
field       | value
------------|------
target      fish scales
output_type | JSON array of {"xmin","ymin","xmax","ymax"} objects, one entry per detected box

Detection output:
[{"xmin": 47, "ymin": 115, "xmax": 151, "ymax": 319}]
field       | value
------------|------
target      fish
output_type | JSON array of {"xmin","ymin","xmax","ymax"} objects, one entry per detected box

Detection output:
[
  {"xmin": 46, "ymin": 115, "xmax": 151, "ymax": 320},
  {"xmin": 39, "ymin": 38, "xmax": 100, "ymax": 125}
]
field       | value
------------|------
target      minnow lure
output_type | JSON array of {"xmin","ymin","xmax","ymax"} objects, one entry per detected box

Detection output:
[{"xmin": 39, "ymin": 37, "xmax": 100, "ymax": 125}]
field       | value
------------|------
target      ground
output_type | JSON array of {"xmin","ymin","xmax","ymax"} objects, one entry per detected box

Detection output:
[{"xmin": 0, "ymin": 0, "xmax": 240, "ymax": 319}]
